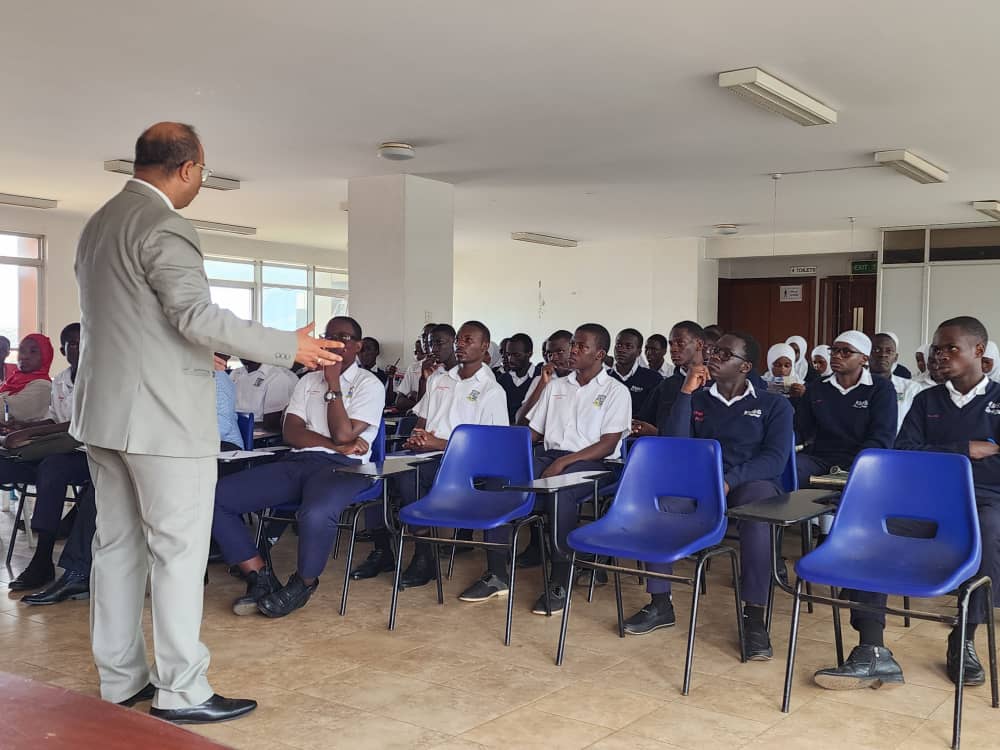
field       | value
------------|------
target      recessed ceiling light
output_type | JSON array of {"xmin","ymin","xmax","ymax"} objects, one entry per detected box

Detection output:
[
  {"xmin": 189, "ymin": 219, "xmax": 256, "ymax": 236},
  {"xmin": 0, "ymin": 192, "xmax": 57, "ymax": 209},
  {"xmin": 972, "ymin": 201, "xmax": 1000, "ymax": 221},
  {"xmin": 377, "ymin": 142, "xmax": 415, "ymax": 161},
  {"xmin": 103, "ymin": 159, "xmax": 241, "ymax": 190},
  {"xmin": 511, "ymin": 232, "xmax": 578, "ymax": 248},
  {"xmin": 718, "ymin": 67, "xmax": 837, "ymax": 126},
  {"xmin": 713, "ymin": 223, "xmax": 740, "ymax": 236},
  {"xmin": 873, "ymin": 150, "xmax": 948, "ymax": 184}
]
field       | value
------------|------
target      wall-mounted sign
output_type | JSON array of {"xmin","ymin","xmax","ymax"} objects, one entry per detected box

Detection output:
[
  {"xmin": 851, "ymin": 260, "xmax": 877, "ymax": 275},
  {"xmin": 789, "ymin": 265, "xmax": 817, "ymax": 274},
  {"xmin": 779, "ymin": 284, "xmax": 803, "ymax": 302}
]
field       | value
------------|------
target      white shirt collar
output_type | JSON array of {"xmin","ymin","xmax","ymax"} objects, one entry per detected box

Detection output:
[
  {"xmin": 827, "ymin": 368, "xmax": 873, "ymax": 395},
  {"xmin": 708, "ymin": 379, "xmax": 756, "ymax": 407},
  {"xmin": 128, "ymin": 178, "xmax": 175, "ymax": 210},
  {"xmin": 446, "ymin": 362, "xmax": 489, "ymax": 382},
  {"xmin": 339, "ymin": 361, "xmax": 361, "ymax": 386},
  {"xmin": 611, "ymin": 360, "xmax": 640, "ymax": 381},
  {"xmin": 945, "ymin": 376, "xmax": 990, "ymax": 409},
  {"xmin": 568, "ymin": 368, "xmax": 610, "ymax": 387}
]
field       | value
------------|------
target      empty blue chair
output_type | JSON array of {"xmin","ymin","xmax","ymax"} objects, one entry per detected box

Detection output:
[
  {"xmin": 556, "ymin": 436, "xmax": 745, "ymax": 695},
  {"xmin": 783, "ymin": 449, "xmax": 998, "ymax": 749},
  {"xmin": 255, "ymin": 420, "xmax": 388, "ymax": 616},
  {"xmin": 388, "ymin": 425, "xmax": 540, "ymax": 646},
  {"xmin": 236, "ymin": 412, "xmax": 254, "ymax": 451}
]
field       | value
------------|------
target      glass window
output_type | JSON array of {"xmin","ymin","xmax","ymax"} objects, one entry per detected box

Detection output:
[
  {"xmin": 262, "ymin": 264, "xmax": 307, "ymax": 286},
  {"xmin": 205, "ymin": 259, "xmax": 255, "ymax": 283},
  {"xmin": 315, "ymin": 268, "xmax": 349, "ymax": 290},
  {"xmin": 929, "ymin": 227, "xmax": 1000, "ymax": 262},
  {"xmin": 882, "ymin": 229, "xmax": 925, "ymax": 265},
  {"xmin": 263, "ymin": 287, "xmax": 308, "ymax": 331},
  {"xmin": 210, "ymin": 286, "xmax": 253, "ymax": 320},
  {"xmin": 314, "ymin": 294, "xmax": 349, "ymax": 328},
  {"xmin": 0, "ymin": 234, "xmax": 41, "ymax": 260}
]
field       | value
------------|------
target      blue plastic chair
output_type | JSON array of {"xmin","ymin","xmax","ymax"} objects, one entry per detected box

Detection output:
[
  {"xmin": 388, "ymin": 424, "xmax": 542, "ymax": 646},
  {"xmin": 555, "ymin": 437, "xmax": 746, "ymax": 695},
  {"xmin": 783, "ymin": 449, "xmax": 998, "ymax": 749},
  {"xmin": 255, "ymin": 420, "xmax": 388, "ymax": 616},
  {"xmin": 236, "ymin": 412, "xmax": 254, "ymax": 451}
]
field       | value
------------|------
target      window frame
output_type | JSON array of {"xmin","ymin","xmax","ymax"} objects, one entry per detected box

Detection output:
[{"xmin": 0, "ymin": 230, "xmax": 46, "ymax": 354}]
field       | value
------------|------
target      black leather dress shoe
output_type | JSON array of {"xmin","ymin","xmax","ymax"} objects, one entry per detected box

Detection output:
[
  {"xmin": 742, "ymin": 616, "xmax": 773, "ymax": 661},
  {"xmin": 350, "ymin": 548, "xmax": 394, "ymax": 580},
  {"xmin": 257, "ymin": 573, "xmax": 318, "ymax": 618},
  {"xmin": 814, "ymin": 645, "xmax": 904, "ymax": 690},
  {"xmin": 22, "ymin": 570, "xmax": 89, "ymax": 605},
  {"xmin": 947, "ymin": 632, "xmax": 986, "ymax": 686},
  {"xmin": 117, "ymin": 682, "xmax": 155, "ymax": 707},
  {"xmin": 9, "ymin": 562, "xmax": 55, "ymax": 591},
  {"xmin": 149, "ymin": 694, "xmax": 257, "ymax": 724},
  {"xmin": 623, "ymin": 601, "xmax": 676, "ymax": 635},
  {"xmin": 399, "ymin": 554, "xmax": 436, "ymax": 589}
]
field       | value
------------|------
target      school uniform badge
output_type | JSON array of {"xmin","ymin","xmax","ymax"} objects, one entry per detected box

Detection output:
[
  {"xmin": 593, "ymin": 394, "xmax": 607, "ymax": 407},
  {"xmin": 466, "ymin": 389, "xmax": 481, "ymax": 402}
]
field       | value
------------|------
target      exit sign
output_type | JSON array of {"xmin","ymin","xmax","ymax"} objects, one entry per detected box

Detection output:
[{"xmin": 851, "ymin": 260, "xmax": 877, "ymax": 275}]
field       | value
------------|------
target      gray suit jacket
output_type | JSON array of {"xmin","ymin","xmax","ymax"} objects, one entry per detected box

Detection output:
[{"xmin": 71, "ymin": 181, "xmax": 298, "ymax": 457}]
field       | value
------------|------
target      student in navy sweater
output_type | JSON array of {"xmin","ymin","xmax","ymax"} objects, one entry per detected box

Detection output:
[
  {"xmin": 631, "ymin": 321, "xmax": 706, "ymax": 437},
  {"xmin": 608, "ymin": 328, "xmax": 663, "ymax": 416},
  {"xmin": 496, "ymin": 333, "xmax": 534, "ymax": 423},
  {"xmin": 815, "ymin": 316, "xmax": 1000, "ymax": 691},
  {"xmin": 622, "ymin": 332, "xmax": 792, "ymax": 661},
  {"xmin": 794, "ymin": 330, "xmax": 897, "ymax": 487}
]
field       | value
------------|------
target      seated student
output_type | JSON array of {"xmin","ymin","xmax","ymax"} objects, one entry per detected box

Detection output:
[
  {"xmin": 496, "ymin": 333, "xmax": 534, "ymax": 423},
  {"xmin": 794, "ymin": 330, "xmax": 897, "ymax": 487},
  {"xmin": 215, "ymin": 353, "xmax": 244, "ymax": 452},
  {"xmin": 230, "ymin": 356, "xmax": 298, "ymax": 431},
  {"xmin": 881, "ymin": 332, "xmax": 913, "ymax": 379},
  {"xmin": 631, "ymin": 321, "xmax": 706, "ymax": 438},
  {"xmin": 786, "ymin": 335, "xmax": 820, "ymax": 385},
  {"xmin": 0, "ymin": 336, "xmax": 16, "ymax": 384},
  {"xmin": 811, "ymin": 345, "xmax": 832, "ymax": 379},
  {"xmin": 870, "ymin": 333, "xmax": 923, "ymax": 431},
  {"xmin": 402, "ymin": 324, "xmax": 462, "ymax": 413},
  {"xmin": 762, "ymin": 343, "xmax": 802, "ymax": 397},
  {"xmin": 211, "ymin": 316, "xmax": 384, "ymax": 617},
  {"xmin": 353, "ymin": 322, "xmax": 508, "ymax": 585},
  {"xmin": 514, "ymin": 324, "xmax": 630, "ymax": 614},
  {"xmin": 394, "ymin": 322, "xmax": 436, "ymax": 412},
  {"xmin": 22, "ymin": 483, "xmax": 96, "ymax": 606},
  {"xmin": 358, "ymin": 336, "xmax": 389, "ymax": 384},
  {"xmin": 5, "ymin": 325, "xmax": 89, "ymax": 592},
  {"xmin": 983, "ymin": 341, "xmax": 1000, "ymax": 383},
  {"xmin": 608, "ymin": 328, "xmax": 662, "ymax": 416},
  {"xmin": 815, "ymin": 316, "xmax": 1000, "ymax": 690},
  {"xmin": 703, "ymin": 324, "xmax": 724, "ymax": 344},
  {"xmin": 0, "ymin": 334, "xmax": 54, "ymax": 428},
  {"xmin": 515, "ymin": 330, "xmax": 573, "ymax": 426},
  {"xmin": 488, "ymin": 339, "xmax": 505, "ymax": 372},
  {"xmin": 643, "ymin": 333, "xmax": 675, "ymax": 378},
  {"xmin": 624, "ymin": 332, "xmax": 792, "ymax": 659}
]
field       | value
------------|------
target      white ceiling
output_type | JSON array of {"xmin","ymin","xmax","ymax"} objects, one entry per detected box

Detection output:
[{"xmin": 3, "ymin": 1, "xmax": 999, "ymax": 253}]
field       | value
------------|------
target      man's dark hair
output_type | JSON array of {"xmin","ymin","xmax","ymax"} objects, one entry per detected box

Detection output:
[
  {"xmin": 431, "ymin": 323, "xmax": 457, "ymax": 340},
  {"xmin": 134, "ymin": 123, "xmax": 201, "ymax": 170},
  {"xmin": 509, "ymin": 333, "xmax": 533, "ymax": 352},
  {"xmin": 60, "ymin": 322, "xmax": 81, "ymax": 347},
  {"xmin": 938, "ymin": 316, "xmax": 989, "ymax": 346},
  {"xmin": 617, "ymin": 328, "xmax": 644, "ymax": 348},
  {"xmin": 460, "ymin": 320, "xmax": 491, "ymax": 343},
  {"xmin": 647, "ymin": 333, "xmax": 667, "ymax": 348},
  {"xmin": 703, "ymin": 324, "xmax": 724, "ymax": 342},
  {"xmin": 329, "ymin": 315, "xmax": 362, "ymax": 340},
  {"xmin": 362, "ymin": 336, "xmax": 380, "ymax": 353},
  {"xmin": 727, "ymin": 330, "xmax": 761, "ymax": 373},
  {"xmin": 671, "ymin": 321, "xmax": 706, "ymax": 341},
  {"xmin": 422, "ymin": 322, "xmax": 436, "ymax": 333},
  {"xmin": 548, "ymin": 329, "xmax": 572, "ymax": 344},
  {"xmin": 0, "ymin": 336, "xmax": 9, "ymax": 348},
  {"xmin": 576, "ymin": 323, "xmax": 611, "ymax": 353}
]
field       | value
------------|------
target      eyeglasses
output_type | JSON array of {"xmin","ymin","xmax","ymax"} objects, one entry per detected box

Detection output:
[
  {"xmin": 829, "ymin": 346, "xmax": 862, "ymax": 358},
  {"xmin": 704, "ymin": 345, "xmax": 748, "ymax": 363},
  {"xmin": 322, "ymin": 333, "xmax": 356, "ymax": 342},
  {"xmin": 194, "ymin": 163, "xmax": 213, "ymax": 185}
]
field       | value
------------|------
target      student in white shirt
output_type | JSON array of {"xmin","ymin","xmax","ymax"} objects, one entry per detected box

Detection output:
[
  {"xmin": 367, "ymin": 321, "xmax": 509, "ymax": 589},
  {"xmin": 870, "ymin": 332, "xmax": 923, "ymax": 431},
  {"xmin": 492, "ymin": 324, "xmax": 630, "ymax": 615},
  {"xmin": 211, "ymin": 317, "xmax": 384, "ymax": 618},
  {"xmin": 230, "ymin": 359, "xmax": 298, "ymax": 430},
  {"xmin": 394, "ymin": 323, "xmax": 437, "ymax": 412},
  {"xmin": 515, "ymin": 329, "xmax": 573, "ymax": 425}
]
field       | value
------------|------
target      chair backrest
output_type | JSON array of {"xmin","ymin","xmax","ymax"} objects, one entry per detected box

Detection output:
[
  {"xmin": 828, "ymin": 448, "xmax": 981, "ymax": 568},
  {"xmin": 370, "ymin": 420, "xmax": 387, "ymax": 464},
  {"xmin": 396, "ymin": 414, "xmax": 418, "ymax": 439},
  {"xmin": 236, "ymin": 412, "xmax": 254, "ymax": 451},
  {"xmin": 432, "ymin": 424, "xmax": 535, "ymax": 511},
  {"xmin": 602, "ymin": 436, "xmax": 727, "ymax": 543},
  {"xmin": 780, "ymin": 431, "xmax": 798, "ymax": 493}
]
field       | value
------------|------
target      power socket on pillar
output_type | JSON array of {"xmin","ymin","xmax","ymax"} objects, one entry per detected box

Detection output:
[{"xmin": 424, "ymin": 310, "xmax": 433, "ymax": 323}]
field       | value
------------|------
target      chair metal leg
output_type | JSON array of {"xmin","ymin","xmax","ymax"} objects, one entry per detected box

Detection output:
[
  {"xmin": 332, "ymin": 508, "xmax": 348, "ymax": 560},
  {"xmin": 388, "ymin": 528, "xmax": 406, "ymax": 631},
  {"xmin": 766, "ymin": 526, "xmax": 779, "ymax": 631},
  {"xmin": 728, "ymin": 547, "xmax": 746, "ymax": 663},
  {"xmin": 537, "ymin": 518, "xmax": 552, "ymax": 616},
  {"xmin": 613, "ymin": 558, "xmax": 624, "ymax": 638},
  {"xmin": 587, "ymin": 565, "xmax": 597, "ymax": 603},
  {"xmin": 684, "ymin": 556, "xmax": 708, "ymax": 695},
  {"xmin": 799, "ymin": 521, "xmax": 813, "ymax": 614},
  {"xmin": 432, "ymin": 530, "xmax": 444, "ymax": 605},
  {"xmin": 831, "ymin": 586, "xmax": 844, "ymax": 667},
  {"xmin": 985, "ymin": 582, "xmax": 999, "ymax": 709},
  {"xmin": 338, "ymin": 507, "xmax": 362, "ymax": 616},
  {"xmin": 953, "ymin": 593, "xmax": 970, "ymax": 750},
  {"xmin": 555, "ymin": 552, "xmax": 576, "ymax": 666},
  {"xmin": 505, "ymin": 522, "xmax": 524, "ymax": 646},
  {"xmin": 5, "ymin": 488, "xmax": 26, "ymax": 566},
  {"xmin": 903, "ymin": 595, "xmax": 911, "ymax": 627},
  {"xmin": 446, "ymin": 528, "xmax": 459, "ymax": 580},
  {"xmin": 782, "ymin": 579, "xmax": 805, "ymax": 713}
]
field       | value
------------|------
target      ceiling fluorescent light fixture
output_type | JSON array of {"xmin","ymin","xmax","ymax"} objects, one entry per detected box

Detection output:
[
  {"xmin": 718, "ymin": 67, "xmax": 837, "ymax": 126},
  {"xmin": 0, "ymin": 192, "xmax": 58, "ymax": 209},
  {"xmin": 511, "ymin": 232, "xmax": 578, "ymax": 248},
  {"xmin": 873, "ymin": 149, "xmax": 948, "ymax": 184},
  {"xmin": 103, "ymin": 159, "xmax": 241, "ymax": 190},
  {"xmin": 189, "ymin": 219, "xmax": 257, "ymax": 236},
  {"xmin": 972, "ymin": 201, "xmax": 1000, "ymax": 221}
]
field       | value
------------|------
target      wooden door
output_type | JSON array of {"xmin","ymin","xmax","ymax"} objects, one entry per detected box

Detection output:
[
  {"xmin": 819, "ymin": 275, "xmax": 877, "ymax": 345},
  {"xmin": 717, "ymin": 277, "xmax": 816, "ymax": 371}
]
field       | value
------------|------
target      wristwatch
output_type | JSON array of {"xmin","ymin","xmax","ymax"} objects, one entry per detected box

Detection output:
[{"xmin": 323, "ymin": 389, "xmax": 342, "ymax": 403}]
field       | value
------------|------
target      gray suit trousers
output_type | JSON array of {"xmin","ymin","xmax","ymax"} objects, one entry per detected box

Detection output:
[{"xmin": 86, "ymin": 445, "xmax": 216, "ymax": 709}]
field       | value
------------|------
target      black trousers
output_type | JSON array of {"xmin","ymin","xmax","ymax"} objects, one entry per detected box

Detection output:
[{"xmin": 57, "ymin": 484, "xmax": 97, "ymax": 575}]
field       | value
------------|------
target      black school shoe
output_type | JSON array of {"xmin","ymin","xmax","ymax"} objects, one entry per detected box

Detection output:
[
  {"xmin": 231, "ymin": 567, "xmax": 281, "ymax": 616},
  {"xmin": 623, "ymin": 600, "xmax": 676, "ymax": 635},
  {"xmin": 257, "ymin": 573, "xmax": 318, "ymax": 618},
  {"xmin": 947, "ymin": 631, "xmax": 986, "ymax": 687},
  {"xmin": 742, "ymin": 616, "xmax": 773, "ymax": 661},
  {"xmin": 350, "ymin": 548, "xmax": 395, "ymax": 580},
  {"xmin": 813, "ymin": 645, "xmax": 904, "ymax": 690},
  {"xmin": 458, "ymin": 573, "xmax": 509, "ymax": 602},
  {"xmin": 8, "ymin": 560, "xmax": 55, "ymax": 591},
  {"xmin": 531, "ymin": 586, "xmax": 568, "ymax": 615},
  {"xmin": 398, "ymin": 553, "xmax": 436, "ymax": 589}
]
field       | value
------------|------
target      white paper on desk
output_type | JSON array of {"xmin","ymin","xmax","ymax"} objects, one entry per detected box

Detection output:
[{"xmin": 218, "ymin": 450, "xmax": 275, "ymax": 460}]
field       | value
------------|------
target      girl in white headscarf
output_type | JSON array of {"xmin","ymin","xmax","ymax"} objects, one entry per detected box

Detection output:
[
  {"xmin": 811, "ymin": 345, "xmax": 832, "ymax": 378},
  {"xmin": 785, "ymin": 335, "xmax": 810, "ymax": 382},
  {"xmin": 763, "ymin": 342, "xmax": 800, "ymax": 395},
  {"xmin": 913, "ymin": 342, "xmax": 935, "ymax": 387},
  {"xmin": 984, "ymin": 341, "xmax": 1000, "ymax": 383}
]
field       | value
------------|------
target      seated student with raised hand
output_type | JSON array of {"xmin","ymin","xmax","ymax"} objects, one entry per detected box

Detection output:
[
  {"xmin": 869, "ymin": 332, "xmax": 923, "ymax": 432},
  {"xmin": 631, "ymin": 321, "xmax": 706, "ymax": 438},
  {"xmin": 394, "ymin": 322, "xmax": 436, "ymax": 412},
  {"xmin": 517, "ymin": 323, "xmax": 631, "ymax": 615},
  {"xmin": 623, "ymin": 332, "xmax": 792, "ymax": 660},
  {"xmin": 496, "ymin": 333, "xmax": 534, "ymax": 424},
  {"xmin": 211, "ymin": 316, "xmax": 384, "ymax": 618},
  {"xmin": 608, "ymin": 328, "xmax": 662, "ymax": 416},
  {"xmin": 794, "ymin": 330, "xmax": 897, "ymax": 487},
  {"xmin": 643, "ymin": 333, "xmax": 674, "ymax": 378},
  {"xmin": 814, "ymin": 316, "xmax": 1000, "ymax": 691},
  {"xmin": 515, "ymin": 330, "xmax": 573, "ymax": 426},
  {"xmin": 0, "ymin": 334, "xmax": 55, "ymax": 430},
  {"xmin": 230, "ymin": 355, "xmax": 298, "ymax": 431}
]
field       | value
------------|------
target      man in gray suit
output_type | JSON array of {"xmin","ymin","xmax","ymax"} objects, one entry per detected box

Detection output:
[{"xmin": 71, "ymin": 122, "xmax": 341, "ymax": 724}]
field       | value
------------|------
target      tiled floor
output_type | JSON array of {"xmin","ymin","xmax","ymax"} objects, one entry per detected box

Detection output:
[{"xmin": 0, "ymin": 508, "xmax": 997, "ymax": 749}]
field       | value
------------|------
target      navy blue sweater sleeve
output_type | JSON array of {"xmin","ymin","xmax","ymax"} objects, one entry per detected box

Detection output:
[
  {"xmin": 793, "ymin": 383, "xmax": 817, "ymax": 444},
  {"xmin": 862, "ymin": 377, "xmax": 899, "ymax": 451},
  {"xmin": 895, "ymin": 389, "xmax": 970, "ymax": 455},
  {"xmin": 664, "ymin": 391, "xmax": 694, "ymax": 438},
  {"xmin": 724, "ymin": 395, "xmax": 793, "ymax": 488}
]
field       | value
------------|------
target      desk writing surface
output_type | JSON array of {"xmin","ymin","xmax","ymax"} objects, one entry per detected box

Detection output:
[
  {"xmin": 725, "ymin": 489, "xmax": 840, "ymax": 526},
  {"xmin": 505, "ymin": 471, "xmax": 612, "ymax": 493},
  {"xmin": 334, "ymin": 456, "xmax": 421, "ymax": 478}
]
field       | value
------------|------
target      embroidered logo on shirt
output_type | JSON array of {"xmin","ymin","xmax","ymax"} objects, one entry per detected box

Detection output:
[
  {"xmin": 593, "ymin": 394, "xmax": 607, "ymax": 408},
  {"xmin": 853, "ymin": 400, "xmax": 869, "ymax": 409},
  {"xmin": 986, "ymin": 401, "xmax": 1000, "ymax": 416},
  {"xmin": 743, "ymin": 409, "xmax": 762, "ymax": 418},
  {"xmin": 254, "ymin": 376, "xmax": 265, "ymax": 387},
  {"xmin": 346, "ymin": 386, "xmax": 355, "ymax": 400},
  {"xmin": 693, "ymin": 410, "xmax": 705, "ymax": 422},
  {"xmin": 466, "ymin": 389, "xmax": 481, "ymax": 403},
  {"xmin": 629, "ymin": 385, "xmax": 644, "ymax": 393}
]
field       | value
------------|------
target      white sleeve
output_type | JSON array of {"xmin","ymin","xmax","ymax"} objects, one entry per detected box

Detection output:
[
  {"xmin": 412, "ymin": 391, "xmax": 429, "ymax": 420},
  {"xmin": 480, "ymin": 385, "xmax": 511, "ymax": 426},
  {"xmin": 346, "ymin": 374, "xmax": 386, "ymax": 429},
  {"xmin": 600, "ymin": 384, "xmax": 633, "ymax": 435},
  {"xmin": 399, "ymin": 366, "xmax": 418, "ymax": 396},
  {"xmin": 284, "ymin": 376, "xmax": 312, "ymax": 422},
  {"xmin": 527, "ymin": 382, "xmax": 552, "ymax": 433},
  {"xmin": 262, "ymin": 372, "xmax": 297, "ymax": 414},
  {"xmin": 521, "ymin": 376, "xmax": 540, "ymax": 406}
]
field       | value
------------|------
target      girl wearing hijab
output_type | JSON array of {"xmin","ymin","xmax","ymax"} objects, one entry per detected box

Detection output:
[
  {"xmin": 785, "ymin": 335, "xmax": 813, "ymax": 383},
  {"xmin": 763, "ymin": 342, "xmax": 801, "ymax": 395},
  {"xmin": 912, "ymin": 343, "xmax": 936, "ymax": 388},
  {"xmin": 811, "ymin": 345, "xmax": 833, "ymax": 378},
  {"xmin": 0, "ymin": 333, "xmax": 54, "ymax": 428},
  {"xmin": 983, "ymin": 341, "xmax": 1000, "ymax": 383}
]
